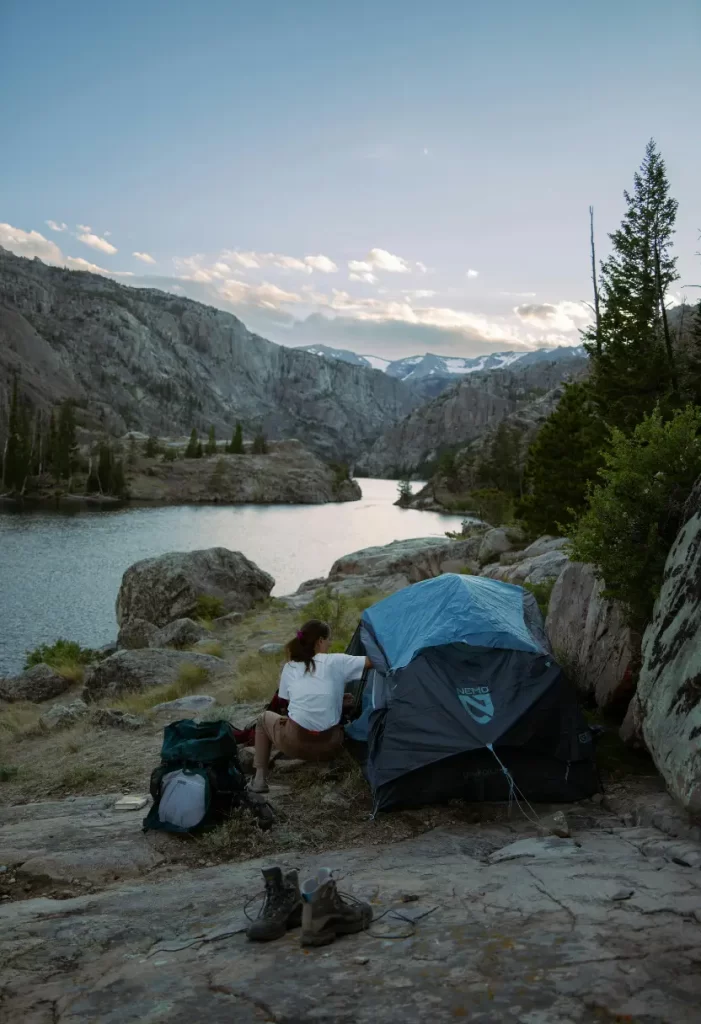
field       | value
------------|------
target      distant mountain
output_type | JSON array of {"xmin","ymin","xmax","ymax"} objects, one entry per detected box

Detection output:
[
  {"xmin": 0, "ymin": 249, "xmax": 417, "ymax": 462},
  {"xmin": 301, "ymin": 343, "xmax": 588, "ymax": 399}
]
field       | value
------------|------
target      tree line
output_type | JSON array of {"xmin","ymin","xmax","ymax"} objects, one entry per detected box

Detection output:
[{"xmin": 1, "ymin": 383, "xmax": 81, "ymax": 494}]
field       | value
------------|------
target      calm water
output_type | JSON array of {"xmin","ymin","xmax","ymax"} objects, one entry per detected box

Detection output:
[{"xmin": 0, "ymin": 479, "xmax": 464, "ymax": 675}]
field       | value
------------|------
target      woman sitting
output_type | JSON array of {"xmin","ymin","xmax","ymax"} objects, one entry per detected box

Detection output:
[{"xmin": 249, "ymin": 618, "xmax": 370, "ymax": 793}]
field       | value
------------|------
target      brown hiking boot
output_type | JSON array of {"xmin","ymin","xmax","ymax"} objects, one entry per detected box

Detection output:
[
  {"xmin": 246, "ymin": 867, "xmax": 302, "ymax": 942},
  {"xmin": 300, "ymin": 869, "xmax": 372, "ymax": 947}
]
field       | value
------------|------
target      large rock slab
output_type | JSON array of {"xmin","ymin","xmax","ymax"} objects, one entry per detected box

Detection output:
[
  {"xmin": 117, "ymin": 617, "xmax": 158, "ymax": 650},
  {"xmin": 2, "ymin": 817, "xmax": 701, "ymax": 1022},
  {"xmin": 0, "ymin": 663, "xmax": 71, "ymax": 703},
  {"xmin": 477, "ymin": 527, "xmax": 513, "ymax": 566},
  {"xmin": 82, "ymin": 649, "xmax": 226, "ymax": 702},
  {"xmin": 481, "ymin": 548, "xmax": 569, "ymax": 586},
  {"xmin": 116, "ymin": 547, "xmax": 275, "ymax": 628},
  {"xmin": 546, "ymin": 561, "xmax": 637, "ymax": 709},
  {"xmin": 636, "ymin": 478, "xmax": 701, "ymax": 814}
]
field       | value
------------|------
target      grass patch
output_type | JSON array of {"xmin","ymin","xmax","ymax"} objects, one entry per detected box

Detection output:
[
  {"xmin": 0, "ymin": 764, "xmax": 19, "ymax": 781},
  {"xmin": 233, "ymin": 651, "xmax": 284, "ymax": 702},
  {"xmin": 303, "ymin": 588, "xmax": 382, "ymax": 650},
  {"xmin": 194, "ymin": 595, "xmax": 225, "ymax": 620},
  {"xmin": 196, "ymin": 616, "xmax": 215, "ymax": 632},
  {"xmin": 0, "ymin": 702, "xmax": 45, "ymax": 742},
  {"xmin": 112, "ymin": 662, "xmax": 212, "ymax": 714},
  {"xmin": 24, "ymin": 638, "xmax": 101, "ymax": 672}
]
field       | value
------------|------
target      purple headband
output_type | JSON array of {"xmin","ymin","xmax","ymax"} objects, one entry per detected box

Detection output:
[{"xmin": 296, "ymin": 630, "xmax": 304, "ymax": 640}]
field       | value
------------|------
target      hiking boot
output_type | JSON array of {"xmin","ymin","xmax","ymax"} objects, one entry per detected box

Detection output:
[
  {"xmin": 300, "ymin": 869, "xmax": 372, "ymax": 947},
  {"xmin": 246, "ymin": 867, "xmax": 302, "ymax": 942}
]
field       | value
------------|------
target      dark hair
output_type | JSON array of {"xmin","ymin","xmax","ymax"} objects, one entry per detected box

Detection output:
[{"xmin": 286, "ymin": 619, "xmax": 330, "ymax": 673}]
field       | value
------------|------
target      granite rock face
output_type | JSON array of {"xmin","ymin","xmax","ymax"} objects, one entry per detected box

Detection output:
[
  {"xmin": 0, "ymin": 248, "xmax": 417, "ymax": 461},
  {"xmin": 116, "ymin": 547, "xmax": 275, "ymax": 629},
  {"xmin": 636, "ymin": 477, "xmax": 701, "ymax": 813},
  {"xmin": 546, "ymin": 562, "xmax": 637, "ymax": 710}
]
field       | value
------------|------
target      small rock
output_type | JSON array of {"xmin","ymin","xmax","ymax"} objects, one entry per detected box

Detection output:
[
  {"xmin": 321, "ymin": 789, "xmax": 347, "ymax": 808},
  {"xmin": 40, "ymin": 699, "xmax": 90, "ymax": 731},
  {"xmin": 0, "ymin": 865, "xmax": 7, "ymax": 874},
  {"xmin": 611, "ymin": 888, "xmax": 635, "ymax": 901},
  {"xmin": 489, "ymin": 837, "xmax": 579, "ymax": 864},
  {"xmin": 150, "ymin": 618, "xmax": 213, "ymax": 650},
  {"xmin": 214, "ymin": 612, "xmax": 244, "ymax": 628},
  {"xmin": 537, "ymin": 811, "xmax": 571, "ymax": 839},
  {"xmin": 153, "ymin": 694, "xmax": 216, "ymax": 712},
  {"xmin": 353, "ymin": 956, "xmax": 369, "ymax": 965},
  {"xmin": 92, "ymin": 709, "xmax": 145, "ymax": 731},
  {"xmin": 237, "ymin": 746, "xmax": 255, "ymax": 773},
  {"xmin": 258, "ymin": 643, "xmax": 285, "ymax": 655},
  {"xmin": 114, "ymin": 795, "xmax": 149, "ymax": 811}
]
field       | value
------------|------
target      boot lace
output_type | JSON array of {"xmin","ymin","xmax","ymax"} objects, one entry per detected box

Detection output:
[{"xmin": 245, "ymin": 879, "xmax": 291, "ymax": 921}]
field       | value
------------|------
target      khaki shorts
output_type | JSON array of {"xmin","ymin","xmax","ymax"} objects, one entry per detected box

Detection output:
[{"xmin": 258, "ymin": 711, "xmax": 344, "ymax": 763}]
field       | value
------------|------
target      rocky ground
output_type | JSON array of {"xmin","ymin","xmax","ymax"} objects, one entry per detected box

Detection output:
[{"xmin": 2, "ymin": 525, "xmax": 700, "ymax": 1022}]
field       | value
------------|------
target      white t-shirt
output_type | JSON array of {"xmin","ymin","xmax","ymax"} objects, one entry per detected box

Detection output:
[{"xmin": 278, "ymin": 653, "xmax": 367, "ymax": 733}]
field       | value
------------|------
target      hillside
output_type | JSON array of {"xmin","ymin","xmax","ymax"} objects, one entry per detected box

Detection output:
[
  {"xmin": 359, "ymin": 356, "xmax": 588, "ymax": 477},
  {"xmin": 0, "ymin": 249, "xmax": 417, "ymax": 462}
]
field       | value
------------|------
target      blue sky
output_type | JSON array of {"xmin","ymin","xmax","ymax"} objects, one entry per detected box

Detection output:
[{"xmin": 1, "ymin": 0, "xmax": 699, "ymax": 358}]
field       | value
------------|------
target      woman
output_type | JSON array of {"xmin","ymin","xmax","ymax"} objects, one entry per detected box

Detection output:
[{"xmin": 249, "ymin": 619, "xmax": 370, "ymax": 793}]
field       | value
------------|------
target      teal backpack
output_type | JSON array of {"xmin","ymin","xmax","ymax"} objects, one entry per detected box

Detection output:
[{"xmin": 143, "ymin": 719, "xmax": 272, "ymax": 834}]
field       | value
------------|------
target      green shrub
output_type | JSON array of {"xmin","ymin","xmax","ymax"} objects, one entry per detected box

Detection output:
[
  {"xmin": 194, "ymin": 595, "xmax": 225, "ymax": 621},
  {"xmin": 522, "ymin": 579, "xmax": 556, "ymax": 618},
  {"xmin": 161, "ymin": 447, "xmax": 177, "ymax": 463},
  {"xmin": 303, "ymin": 588, "xmax": 380, "ymax": 650},
  {"xmin": 24, "ymin": 638, "xmax": 100, "ymax": 673},
  {"xmin": 469, "ymin": 489, "xmax": 514, "ymax": 527},
  {"xmin": 569, "ymin": 405, "xmax": 701, "ymax": 629}
]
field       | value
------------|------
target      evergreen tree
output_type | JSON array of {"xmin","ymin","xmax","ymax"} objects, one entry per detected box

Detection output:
[
  {"xmin": 477, "ymin": 422, "xmax": 522, "ymax": 496},
  {"xmin": 185, "ymin": 428, "xmax": 199, "ymax": 458},
  {"xmin": 205, "ymin": 425, "xmax": 217, "ymax": 455},
  {"xmin": 516, "ymin": 382, "xmax": 608, "ymax": 537},
  {"xmin": 144, "ymin": 435, "xmax": 159, "ymax": 458},
  {"xmin": 97, "ymin": 442, "xmax": 114, "ymax": 493},
  {"xmin": 3, "ymin": 377, "xmax": 32, "ymax": 492},
  {"xmin": 111, "ymin": 459, "xmax": 126, "ymax": 497},
  {"xmin": 251, "ymin": 431, "xmax": 268, "ymax": 454},
  {"xmin": 196, "ymin": 441, "xmax": 203, "ymax": 458},
  {"xmin": 396, "ymin": 479, "xmax": 413, "ymax": 506},
  {"xmin": 228, "ymin": 421, "xmax": 244, "ymax": 454},
  {"xmin": 584, "ymin": 140, "xmax": 679, "ymax": 431},
  {"xmin": 55, "ymin": 400, "xmax": 77, "ymax": 482}
]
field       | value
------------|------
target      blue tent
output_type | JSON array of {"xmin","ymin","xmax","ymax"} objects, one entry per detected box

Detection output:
[{"xmin": 344, "ymin": 573, "xmax": 598, "ymax": 811}]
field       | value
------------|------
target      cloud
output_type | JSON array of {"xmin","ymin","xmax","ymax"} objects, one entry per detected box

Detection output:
[
  {"xmin": 304, "ymin": 254, "xmax": 338, "ymax": 273},
  {"xmin": 273, "ymin": 254, "xmax": 311, "ymax": 274},
  {"xmin": 77, "ymin": 228, "xmax": 118, "ymax": 255},
  {"xmin": 133, "ymin": 251, "xmax": 156, "ymax": 264},
  {"xmin": 46, "ymin": 220, "xmax": 67, "ymax": 233},
  {"xmin": 515, "ymin": 300, "xmax": 591, "ymax": 332},
  {"xmin": 349, "ymin": 248, "xmax": 413, "ymax": 276},
  {"xmin": 466, "ymin": 269, "xmax": 479, "ymax": 279},
  {"xmin": 218, "ymin": 279, "xmax": 303, "ymax": 310},
  {"xmin": 0, "ymin": 223, "xmax": 64, "ymax": 263},
  {"xmin": 349, "ymin": 270, "xmax": 377, "ymax": 284},
  {"xmin": 422, "ymin": 147, "xmax": 430, "ymax": 156}
]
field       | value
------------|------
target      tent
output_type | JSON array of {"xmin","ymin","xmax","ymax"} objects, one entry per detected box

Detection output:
[{"xmin": 344, "ymin": 573, "xmax": 600, "ymax": 813}]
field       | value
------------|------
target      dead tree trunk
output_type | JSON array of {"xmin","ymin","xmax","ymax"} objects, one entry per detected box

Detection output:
[{"xmin": 589, "ymin": 206, "xmax": 602, "ymax": 356}]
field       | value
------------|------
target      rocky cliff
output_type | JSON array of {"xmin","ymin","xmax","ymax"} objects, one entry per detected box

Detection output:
[
  {"xmin": 0, "ymin": 248, "xmax": 417, "ymax": 462},
  {"xmin": 361, "ymin": 358, "xmax": 587, "ymax": 478}
]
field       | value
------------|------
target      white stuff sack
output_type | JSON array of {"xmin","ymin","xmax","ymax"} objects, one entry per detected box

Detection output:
[{"xmin": 158, "ymin": 769, "xmax": 207, "ymax": 829}]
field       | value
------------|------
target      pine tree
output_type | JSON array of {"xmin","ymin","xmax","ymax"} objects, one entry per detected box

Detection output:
[
  {"xmin": 3, "ymin": 377, "xmax": 32, "ymax": 492},
  {"xmin": 97, "ymin": 442, "xmax": 113, "ymax": 493},
  {"xmin": 205, "ymin": 425, "xmax": 217, "ymax": 455},
  {"xmin": 251, "ymin": 431, "xmax": 268, "ymax": 455},
  {"xmin": 228, "ymin": 421, "xmax": 244, "ymax": 454},
  {"xmin": 111, "ymin": 459, "xmax": 126, "ymax": 497},
  {"xmin": 584, "ymin": 140, "xmax": 679, "ymax": 431},
  {"xmin": 516, "ymin": 382, "xmax": 609, "ymax": 537},
  {"xmin": 477, "ymin": 422, "xmax": 522, "ymax": 496},
  {"xmin": 196, "ymin": 441, "xmax": 203, "ymax": 458},
  {"xmin": 144, "ymin": 435, "xmax": 159, "ymax": 458},
  {"xmin": 55, "ymin": 400, "xmax": 77, "ymax": 483},
  {"xmin": 396, "ymin": 479, "xmax": 413, "ymax": 506},
  {"xmin": 185, "ymin": 428, "xmax": 199, "ymax": 458}
]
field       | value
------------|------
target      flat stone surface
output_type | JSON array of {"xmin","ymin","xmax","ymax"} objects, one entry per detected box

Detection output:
[
  {"xmin": 152, "ymin": 694, "xmax": 217, "ymax": 712},
  {"xmin": 1, "ymin": 808, "xmax": 701, "ymax": 1022}
]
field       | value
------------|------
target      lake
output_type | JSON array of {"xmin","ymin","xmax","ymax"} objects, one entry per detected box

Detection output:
[{"xmin": 0, "ymin": 479, "xmax": 465, "ymax": 675}]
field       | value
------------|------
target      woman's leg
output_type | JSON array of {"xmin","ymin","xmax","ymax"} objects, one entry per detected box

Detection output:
[{"xmin": 250, "ymin": 711, "xmax": 280, "ymax": 792}]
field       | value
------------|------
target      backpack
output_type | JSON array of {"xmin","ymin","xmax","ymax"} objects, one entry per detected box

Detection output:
[{"xmin": 143, "ymin": 718, "xmax": 250, "ymax": 834}]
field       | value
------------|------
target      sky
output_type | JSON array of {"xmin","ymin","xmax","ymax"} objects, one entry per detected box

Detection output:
[{"xmin": 1, "ymin": 0, "xmax": 699, "ymax": 360}]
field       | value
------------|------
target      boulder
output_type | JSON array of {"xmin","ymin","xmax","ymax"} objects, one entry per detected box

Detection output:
[
  {"xmin": 92, "ymin": 709, "xmax": 145, "ymax": 730},
  {"xmin": 117, "ymin": 618, "xmax": 158, "ymax": 650},
  {"xmin": 620, "ymin": 695, "xmax": 645, "ymax": 749},
  {"xmin": 82, "ymin": 649, "xmax": 226, "ymax": 702},
  {"xmin": 0, "ymin": 664, "xmax": 71, "ymax": 704},
  {"xmin": 116, "ymin": 548, "xmax": 275, "ymax": 629},
  {"xmin": 636, "ymin": 478, "xmax": 701, "ymax": 814},
  {"xmin": 150, "ymin": 618, "xmax": 213, "ymax": 649},
  {"xmin": 481, "ymin": 549, "xmax": 569, "ymax": 587},
  {"xmin": 328, "ymin": 536, "xmax": 484, "ymax": 589},
  {"xmin": 213, "ymin": 611, "xmax": 244, "ymax": 628},
  {"xmin": 259, "ymin": 643, "xmax": 285, "ymax": 655},
  {"xmin": 152, "ymin": 694, "xmax": 216, "ymax": 713},
  {"xmin": 521, "ymin": 536, "xmax": 569, "ymax": 559},
  {"xmin": 40, "ymin": 699, "xmax": 89, "ymax": 730},
  {"xmin": 477, "ymin": 528, "xmax": 513, "ymax": 566},
  {"xmin": 546, "ymin": 562, "xmax": 637, "ymax": 709}
]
